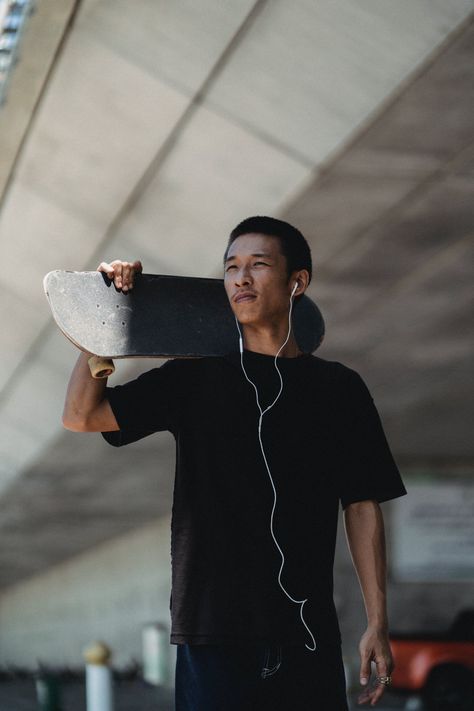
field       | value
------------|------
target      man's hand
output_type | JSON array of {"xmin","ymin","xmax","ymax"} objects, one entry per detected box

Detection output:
[
  {"xmin": 97, "ymin": 259, "xmax": 143, "ymax": 292},
  {"xmin": 357, "ymin": 626, "xmax": 394, "ymax": 706}
]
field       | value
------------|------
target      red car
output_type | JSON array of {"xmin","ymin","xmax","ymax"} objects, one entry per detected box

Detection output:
[{"xmin": 390, "ymin": 610, "xmax": 474, "ymax": 711}]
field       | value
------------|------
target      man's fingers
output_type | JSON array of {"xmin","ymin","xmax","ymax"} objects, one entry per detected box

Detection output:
[
  {"xmin": 127, "ymin": 260, "xmax": 143, "ymax": 290},
  {"xmin": 112, "ymin": 261, "xmax": 123, "ymax": 289},
  {"xmin": 357, "ymin": 632, "xmax": 394, "ymax": 704},
  {"xmin": 359, "ymin": 653, "xmax": 371, "ymax": 686},
  {"xmin": 121, "ymin": 263, "xmax": 132, "ymax": 292},
  {"xmin": 96, "ymin": 260, "xmax": 142, "ymax": 291},
  {"xmin": 360, "ymin": 658, "xmax": 391, "ymax": 706},
  {"xmin": 357, "ymin": 680, "xmax": 386, "ymax": 707},
  {"xmin": 371, "ymin": 682, "xmax": 385, "ymax": 706},
  {"xmin": 97, "ymin": 261, "xmax": 115, "ymax": 278}
]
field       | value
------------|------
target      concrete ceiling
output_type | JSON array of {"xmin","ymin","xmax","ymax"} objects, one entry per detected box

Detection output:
[{"xmin": 1, "ymin": 0, "xmax": 473, "ymax": 589}]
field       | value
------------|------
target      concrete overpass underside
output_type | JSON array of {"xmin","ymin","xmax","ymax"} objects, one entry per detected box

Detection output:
[{"xmin": 0, "ymin": 1, "xmax": 473, "ymax": 595}]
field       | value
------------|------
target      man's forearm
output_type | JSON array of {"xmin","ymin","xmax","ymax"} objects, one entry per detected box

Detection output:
[
  {"xmin": 343, "ymin": 499, "xmax": 388, "ymax": 630},
  {"xmin": 63, "ymin": 352, "xmax": 108, "ymax": 430}
]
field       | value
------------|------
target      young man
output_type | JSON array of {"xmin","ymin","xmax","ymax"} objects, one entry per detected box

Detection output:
[{"xmin": 63, "ymin": 216, "xmax": 407, "ymax": 710}]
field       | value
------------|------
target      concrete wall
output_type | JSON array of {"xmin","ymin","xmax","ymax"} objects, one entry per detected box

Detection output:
[{"xmin": 0, "ymin": 516, "xmax": 177, "ymax": 684}]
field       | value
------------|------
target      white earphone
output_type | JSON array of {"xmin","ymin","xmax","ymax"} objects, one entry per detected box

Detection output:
[{"xmin": 234, "ymin": 277, "xmax": 317, "ymax": 653}]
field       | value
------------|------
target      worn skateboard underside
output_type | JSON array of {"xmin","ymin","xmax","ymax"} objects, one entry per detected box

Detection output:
[{"xmin": 44, "ymin": 271, "xmax": 325, "ymax": 358}]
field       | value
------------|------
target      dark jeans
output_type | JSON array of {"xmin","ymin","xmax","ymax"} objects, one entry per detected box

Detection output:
[{"xmin": 175, "ymin": 642, "xmax": 349, "ymax": 710}]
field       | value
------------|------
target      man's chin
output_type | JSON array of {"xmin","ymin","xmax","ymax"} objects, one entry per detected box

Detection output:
[
  {"xmin": 229, "ymin": 299, "xmax": 255, "ymax": 316},
  {"xmin": 231, "ymin": 307, "xmax": 260, "ymax": 324}
]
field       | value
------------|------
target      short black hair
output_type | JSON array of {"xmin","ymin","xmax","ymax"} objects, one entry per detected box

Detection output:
[{"xmin": 223, "ymin": 216, "xmax": 312, "ymax": 294}]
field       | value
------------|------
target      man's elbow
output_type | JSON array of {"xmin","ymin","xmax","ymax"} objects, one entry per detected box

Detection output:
[
  {"xmin": 62, "ymin": 410, "xmax": 89, "ymax": 432},
  {"xmin": 344, "ymin": 499, "xmax": 381, "ymax": 515}
]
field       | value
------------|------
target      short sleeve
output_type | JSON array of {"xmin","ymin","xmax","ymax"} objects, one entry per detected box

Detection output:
[
  {"xmin": 101, "ymin": 358, "xmax": 184, "ymax": 447},
  {"xmin": 337, "ymin": 367, "xmax": 407, "ymax": 510}
]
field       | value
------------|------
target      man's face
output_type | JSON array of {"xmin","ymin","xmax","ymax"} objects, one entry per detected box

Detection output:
[{"xmin": 224, "ymin": 233, "xmax": 292, "ymax": 327}]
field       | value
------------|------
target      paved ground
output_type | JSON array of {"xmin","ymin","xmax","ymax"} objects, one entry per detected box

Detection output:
[
  {"xmin": 349, "ymin": 689, "xmax": 422, "ymax": 710},
  {"xmin": 0, "ymin": 680, "xmax": 423, "ymax": 710},
  {"xmin": 0, "ymin": 679, "xmax": 174, "ymax": 711}
]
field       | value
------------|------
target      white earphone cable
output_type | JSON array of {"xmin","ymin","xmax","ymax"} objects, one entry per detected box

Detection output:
[{"xmin": 234, "ymin": 286, "xmax": 317, "ymax": 652}]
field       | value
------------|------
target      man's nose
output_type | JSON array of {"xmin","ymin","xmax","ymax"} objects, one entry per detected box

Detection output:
[{"xmin": 235, "ymin": 267, "xmax": 252, "ymax": 286}]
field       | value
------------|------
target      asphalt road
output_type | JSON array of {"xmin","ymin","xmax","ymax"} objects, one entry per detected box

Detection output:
[
  {"xmin": 0, "ymin": 680, "xmax": 423, "ymax": 710},
  {"xmin": 349, "ymin": 689, "xmax": 423, "ymax": 710}
]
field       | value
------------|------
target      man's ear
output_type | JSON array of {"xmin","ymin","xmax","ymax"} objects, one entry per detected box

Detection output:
[{"xmin": 290, "ymin": 269, "xmax": 310, "ymax": 294}]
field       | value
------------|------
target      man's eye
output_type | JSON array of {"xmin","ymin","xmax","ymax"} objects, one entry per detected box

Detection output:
[
  {"xmin": 225, "ymin": 265, "xmax": 236, "ymax": 271},
  {"xmin": 254, "ymin": 261, "xmax": 268, "ymax": 266}
]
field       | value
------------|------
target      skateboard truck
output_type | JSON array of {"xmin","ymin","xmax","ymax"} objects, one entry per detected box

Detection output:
[{"xmin": 88, "ymin": 356, "xmax": 115, "ymax": 379}]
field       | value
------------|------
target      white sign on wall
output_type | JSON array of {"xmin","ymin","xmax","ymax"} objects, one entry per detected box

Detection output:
[{"xmin": 391, "ymin": 479, "xmax": 474, "ymax": 582}]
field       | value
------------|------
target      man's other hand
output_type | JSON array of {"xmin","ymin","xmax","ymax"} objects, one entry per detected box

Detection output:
[
  {"xmin": 97, "ymin": 259, "xmax": 143, "ymax": 293},
  {"xmin": 357, "ymin": 626, "xmax": 394, "ymax": 706}
]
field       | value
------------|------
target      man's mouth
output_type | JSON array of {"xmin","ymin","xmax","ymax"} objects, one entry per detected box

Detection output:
[{"xmin": 234, "ymin": 291, "xmax": 257, "ymax": 303}]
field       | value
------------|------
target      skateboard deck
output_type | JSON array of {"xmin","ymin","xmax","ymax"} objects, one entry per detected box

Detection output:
[{"xmin": 44, "ymin": 271, "xmax": 325, "ymax": 359}]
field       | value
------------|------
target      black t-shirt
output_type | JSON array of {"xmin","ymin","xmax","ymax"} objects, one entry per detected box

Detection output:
[{"xmin": 102, "ymin": 349, "xmax": 406, "ymax": 647}]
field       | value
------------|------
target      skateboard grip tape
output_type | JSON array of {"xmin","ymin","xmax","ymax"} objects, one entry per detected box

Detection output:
[{"xmin": 88, "ymin": 356, "xmax": 115, "ymax": 379}]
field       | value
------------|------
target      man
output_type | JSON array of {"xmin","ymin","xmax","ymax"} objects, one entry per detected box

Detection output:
[{"xmin": 63, "ymin": 216, "xmax": 407, "ymax": 710}]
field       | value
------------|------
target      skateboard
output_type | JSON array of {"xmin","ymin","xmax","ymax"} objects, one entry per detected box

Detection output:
[{"xmin": 44, "ymin": 271, "xmax": 325, "ymax": 377}]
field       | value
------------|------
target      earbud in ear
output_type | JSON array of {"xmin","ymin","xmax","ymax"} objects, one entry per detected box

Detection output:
[{"xmin": 291, "ymin": 282, "xmax": 298, "ymax": 296}]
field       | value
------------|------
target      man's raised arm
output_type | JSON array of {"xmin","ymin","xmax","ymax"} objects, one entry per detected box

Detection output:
[{"xmin": 62, "ymin": 259, "xmax": 142, "ymax": 433}]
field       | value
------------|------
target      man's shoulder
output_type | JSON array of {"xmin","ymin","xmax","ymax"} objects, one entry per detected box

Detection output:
[
  {"xmin": 158, "ymin": 356, "xmax": 217, "ymax": 371},
  {"xmin": 307, "ymin": 354, "xmax": 359, "ymax": 381},
  {"xmin": 157, "ymin": 355, "xmax": 227, "ymax": 380},
  {"xmin": 113, "ymin": 357, "xmax": 212, "ymax": 387},
  {"xmin": 166, "ymin": 356, "xmax": 226, "ymax": 370}
]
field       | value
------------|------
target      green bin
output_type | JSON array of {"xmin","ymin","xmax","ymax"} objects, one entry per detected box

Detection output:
[{"xmin": 35, "ymin": 673, "xmax": 62, "ymax": 711}]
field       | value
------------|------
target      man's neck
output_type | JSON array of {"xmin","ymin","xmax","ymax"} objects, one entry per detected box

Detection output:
[{"xmin": 240, "ymin": 326, "xmax": 302, "ymax": 358}]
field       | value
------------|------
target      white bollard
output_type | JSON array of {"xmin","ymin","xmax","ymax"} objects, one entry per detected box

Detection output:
[
  {"xmin": 142, "ymin": 622, "xmax": 170, "ymax": 687},
  {"xmin": 83, "ymin": 641, "xmax": 114, "ymax": 711}
]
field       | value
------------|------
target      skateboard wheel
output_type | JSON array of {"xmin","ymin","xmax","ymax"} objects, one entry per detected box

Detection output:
[{"xmin": 88, "ymin": 356, "xmax": 115, "ymax": 379}]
